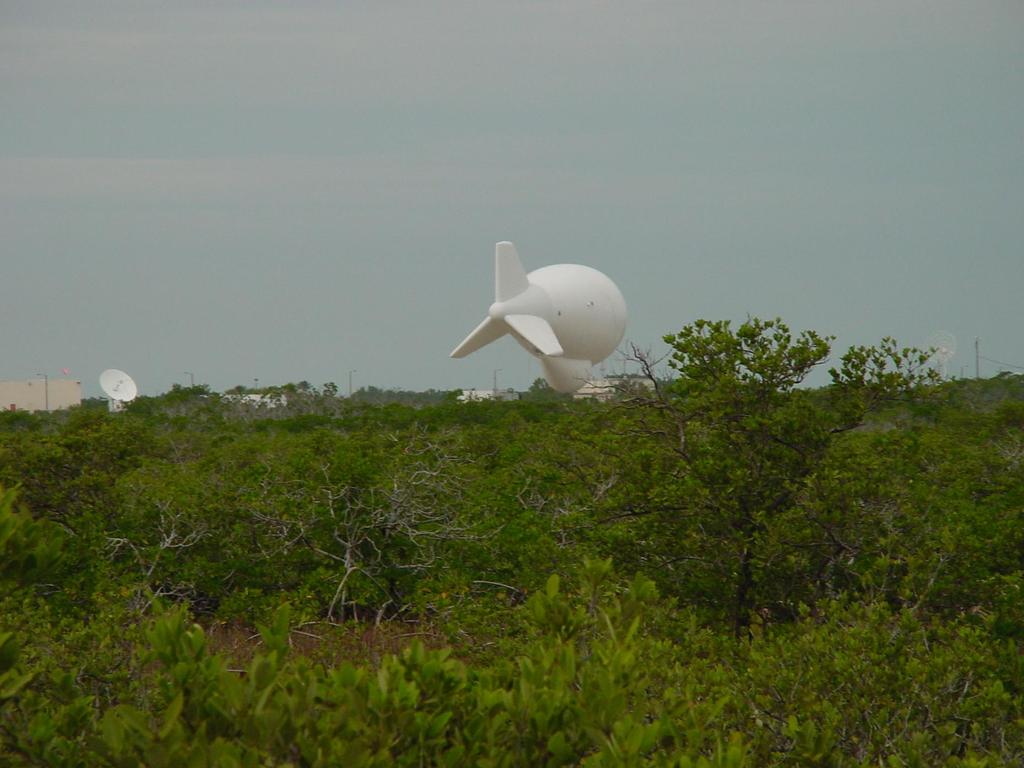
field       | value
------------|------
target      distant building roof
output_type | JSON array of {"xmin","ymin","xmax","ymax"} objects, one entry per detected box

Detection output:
[
  {"xmin": 573, "ymin": 379, "xmax": 617, "ymax": 401},
  {"xmin": 221, "ymin": 393, "xmax": 288, "ymax": 407},
  {"xmin": 458, "ymin": 388, "xmax": 519, "ymax": 402},
  {"xmin": 573, "ymin": 377, "xmax": 656, "ymax": 401}
]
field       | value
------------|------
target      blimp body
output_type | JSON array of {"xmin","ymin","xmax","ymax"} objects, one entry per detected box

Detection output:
[{"xmin": 450, "ymin": 242, "xmax": 627, "ymax": 392}]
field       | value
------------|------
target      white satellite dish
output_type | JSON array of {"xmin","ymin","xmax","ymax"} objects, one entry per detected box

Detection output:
[
  {"xmin": 99, "ymin": 369, "xmax": 138, "ymax": 412},
  {"xmin": 925, "ymin": 332, "xmax": 957, "ymax": 379},
  {"xmin": 451, "ymin": 242, "xmax": 627, "ymax": 393}
]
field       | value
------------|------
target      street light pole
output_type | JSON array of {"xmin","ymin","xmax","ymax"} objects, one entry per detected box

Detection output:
[{"xmin": 37, "ymin": 372, "xmax": 48, "ymax": 412}]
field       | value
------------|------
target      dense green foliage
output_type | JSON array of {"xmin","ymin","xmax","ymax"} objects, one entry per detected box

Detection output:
[{"xmin": 2, "ymin": 318, "xmax": 1023, "ymax": 765}]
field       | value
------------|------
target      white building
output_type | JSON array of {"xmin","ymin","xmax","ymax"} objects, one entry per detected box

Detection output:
[
  {"xmin": 221, "ymin": 392, "xmax": 288, "ymax": 407},
  {"xmin": 0, "ymin": 379, "xmax": 82, "ymax": 412},
  {"xmin": 573, "ymin": 377, "xmax": 657, "ymax": 402},
  {"xmin": 458, "ymin": 388, "xmax": 520, "ymax": 402},
  {"xmin": 572, "ymin": 379, "xmax": 618, "ymax": 402}
]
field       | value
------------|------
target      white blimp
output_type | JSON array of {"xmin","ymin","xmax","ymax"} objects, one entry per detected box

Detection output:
[{"xmin": 450, "ymin": 242, "xmax": 627, "ymax": 392}]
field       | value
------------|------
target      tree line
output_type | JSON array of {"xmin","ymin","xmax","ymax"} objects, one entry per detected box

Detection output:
[{"xmin": 2, "ymin": 318, "xmax": 1023, "ymax": 765}]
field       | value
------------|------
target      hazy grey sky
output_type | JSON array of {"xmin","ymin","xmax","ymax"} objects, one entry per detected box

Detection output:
[{"xmin": 2, "ymin": 1, "xmax": 1022, "ymax": 396}]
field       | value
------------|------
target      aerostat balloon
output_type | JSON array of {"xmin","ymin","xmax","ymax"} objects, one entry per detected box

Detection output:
[{"xmin": 451, "ymin": 242, "xmax": 627, "ymax": 392}]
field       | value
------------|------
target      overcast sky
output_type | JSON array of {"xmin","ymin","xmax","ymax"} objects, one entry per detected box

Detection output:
[{"xmin": 2, "ymin": 1, "xmax": 1022, "ymax": 397}]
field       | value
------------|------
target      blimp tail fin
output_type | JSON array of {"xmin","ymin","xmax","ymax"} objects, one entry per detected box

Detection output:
[
  {"xmin": 450, "ymin": 316, "xmax": 509, "ymax": 358},
  {"xmin": 495, "ymin": 241, "xmax": 529, "ymax": 302},
  {"xmin": 505, "ymin": 314, "xmax": 563, "ymax": 357}
]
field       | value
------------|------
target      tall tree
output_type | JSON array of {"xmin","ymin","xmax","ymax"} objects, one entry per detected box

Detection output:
[{"xmin": 628, "ymin": 317, "xmax": 934, "ymax": 637}]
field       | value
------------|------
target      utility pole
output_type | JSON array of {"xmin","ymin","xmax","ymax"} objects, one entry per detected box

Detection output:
[
  {"xmin": 37, "ymin": 372, "xmax": 48, "ymax": 412},
  {"xmin": 975, "ymin": 337, "xmax": 980, "ymax": 379}
]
